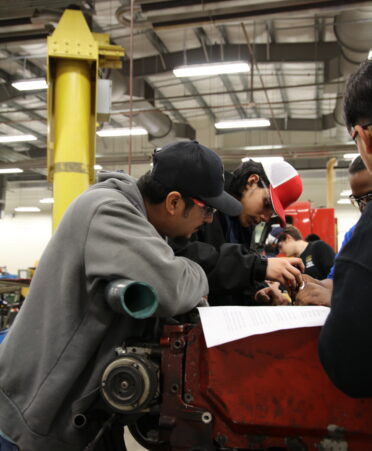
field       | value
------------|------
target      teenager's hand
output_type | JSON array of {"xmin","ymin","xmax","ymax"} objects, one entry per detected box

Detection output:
[
  {"xmin": 255, "ymin": 282, "xmax": 290, "ymax": 305},
  {"xmin": 265, "ymin": 257, "xmax": 304, "ymax": 289},
  {"xmin": 295, "ymin": 282, "xmax": 332, "ymax": 306}
]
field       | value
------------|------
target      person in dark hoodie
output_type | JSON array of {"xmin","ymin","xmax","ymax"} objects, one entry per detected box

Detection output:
[
  {"xmin": 318, "ymin": 59, "xmax": 372, "ymax": 398},
  {"xmin": 0, "ymin": 141, "xmax": 242, "ymax": 451},
  {"xmin": 171, "ymin": 158, "xmax": 304, "ymax": 306}
]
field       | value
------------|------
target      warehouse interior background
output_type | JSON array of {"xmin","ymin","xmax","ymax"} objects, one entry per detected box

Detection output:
[{"xmin": 1, "ymin": 0, "xmax": 371, "ymax": 273}]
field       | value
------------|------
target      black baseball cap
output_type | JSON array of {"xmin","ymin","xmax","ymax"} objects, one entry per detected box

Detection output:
[{"xmin": 151, "ymin": 141, "xmax": 241, "ymax": 216}]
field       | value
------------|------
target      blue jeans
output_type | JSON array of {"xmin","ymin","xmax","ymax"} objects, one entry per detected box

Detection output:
[{"xmin": 0, "ymin": 435, "xmax": 18, "ymax": 451}]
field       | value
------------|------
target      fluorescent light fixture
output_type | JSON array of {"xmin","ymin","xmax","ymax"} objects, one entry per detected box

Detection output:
[
  {"xmin": 39, "ymin": 198, "xmax": 54, "ymax": 204},
  {"xmin": 97, "ymin": 128, "xmax": 147, "ymax": 137},
  {"xmin": 242, "ymin": 156, "xmax": 284, "ymax": 163},
  {"xmin": 173, "ymin": 61, "xmax": 250, "ymax": 77},
  {"xmin": 215, "ymin": 119, "xmax": 271, "ymax": 129},
  {"xmin": 0, "ymin": 134, "xmax": 37, "ymax": 143},
  {"xmin": 344, "ymin": 153, "xmax": 359, "ymax": 160},
  {"xmin": 14, "ymin": 207, "xmax": 41, "ymax": 212},
  {"xmin": 94, "ymin": 164, "xmax": 103, "ymax": 170},
  {"xmin": 12, "ymin": 78, "xmax": 47, "ymax": 91},
  {"xmin": 0, "ymin": 168, "xmax": 23, "ymax": 174},
  {"xmin": 242, "ymin": 144, "xmax": 283, "ymax": 151},
  {"xmin": 337, "ymin": 198, "xmax": 351, "ymax": 205},
  {"xmin": 340, "ymin": 189, "xmax": 352, "ymax": 196}
]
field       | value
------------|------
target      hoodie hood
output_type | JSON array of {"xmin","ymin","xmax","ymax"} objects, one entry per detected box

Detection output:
[{"xmin": 91, "ymin": 171, "xmax": 146, "ymax": 217}]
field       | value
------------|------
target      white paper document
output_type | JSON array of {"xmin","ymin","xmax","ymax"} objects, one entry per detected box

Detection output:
[{"xmin": 198, "ymin": 305, "xmax": 330, "ymax": 348}]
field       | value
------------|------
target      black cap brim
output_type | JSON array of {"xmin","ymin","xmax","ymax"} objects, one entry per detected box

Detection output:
[{"xmin": 199, "ymin": 190, "xmax": 242, "ymax": 217}]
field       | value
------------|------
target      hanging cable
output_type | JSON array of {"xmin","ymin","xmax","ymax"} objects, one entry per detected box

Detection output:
[
  {"xmin": 241, "ymin": 23, "xmax": 284, "ymax": 145},
  {"xmin": 128, "ymin": 0, "xmax": 135, "ymax": 175}
]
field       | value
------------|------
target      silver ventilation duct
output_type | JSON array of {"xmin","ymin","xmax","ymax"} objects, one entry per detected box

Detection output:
[
  {"xmin": 333, "ymin": 8, "xmax": 372, "ymax": 129},
  {"xmin": 110, "ymin": 70, "xmax": 195, "ymax": 147}
]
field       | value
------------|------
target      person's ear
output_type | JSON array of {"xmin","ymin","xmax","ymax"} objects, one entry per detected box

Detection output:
[
  {"xmin": 165, "ymin": 191, "xmax": 182, "ymax": 215},
  {"xmin": 355, "ymin": 125, "xmax": 372, "ymax": 155},
  {"xmin": 246, "ymin": 173, "xmax": 260, "ymax": 187}
]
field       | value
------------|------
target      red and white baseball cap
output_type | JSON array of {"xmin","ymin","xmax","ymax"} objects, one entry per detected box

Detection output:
[{"xmin": 261, "ymin": 160, "xmax": 303, "ymax": 227}]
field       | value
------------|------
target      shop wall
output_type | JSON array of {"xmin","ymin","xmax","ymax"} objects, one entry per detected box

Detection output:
[{"xmin": 0, "ymin": 213, "xmax": 52, "ymax": 275}]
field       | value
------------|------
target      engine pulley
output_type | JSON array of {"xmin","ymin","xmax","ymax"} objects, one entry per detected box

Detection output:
[{"xmin": 100, "ymin": 353, "xmax": 158, "ymax": 413}]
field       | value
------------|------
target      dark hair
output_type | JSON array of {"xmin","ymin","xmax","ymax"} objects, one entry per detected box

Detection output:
[
  {"xmin": 344, "ymin": 59, "xmax": 372, "ymax": 132},
  {"xmin": 305, "ymin": 233, "xmax": 320, "ymax": 242},
  {"xmin": 229, "ymin": 160, "xmax": 270, "ymax": 199},
  {"xmin": 348, "ymin": 155, "xmax": 366, "ymax": 174},
  {"xmin": 277, "ymin": 225, "xmax": 303, "ymax": 242},
  {"xmin": 137, "ymin": 171, "xmax": 194, "ymax": 210}
]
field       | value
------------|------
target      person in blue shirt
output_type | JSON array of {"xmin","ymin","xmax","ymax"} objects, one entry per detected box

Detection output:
[{"xmin": 295, "ymin": 155, "xmax": 372, "ymax": 306}]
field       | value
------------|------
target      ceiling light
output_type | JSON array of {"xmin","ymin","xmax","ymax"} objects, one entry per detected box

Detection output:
[
  {"xmin": 242, "ymin": 144, "xmax": 283, "ymax": 151},
  {"xmin": 0, "ymin": 168, "xmax": 23, "ymax": 174},
  {"xmin": 215, "ymin": 119, "xmax": 271, "ymax": 129},
  {"xmin": 242, "ymin": 156, "xmax": 284, "ymax": 163},
  {"xmin": 0, "ymin": 134, "xmax": 37, "ymax": 143},
  {"xmin": 337, "ymin": 199, "xmax": 351, "ymax": 205},
  {"xmin": 340, "ymin": 189, "xmax": 352, "ymax": 196},
  {"xmin": 39, "ymin": 198, "xmax": 54, "ymax": 204},
  {"xmin": 343, "ymin": 153, "xmax": 359, "ymax": 160},
  {"xmin": 11, "ymin": 78, "xmax": 48, "ymax": 91},
  {"xmin": 173, "ymin": 61, "xmax": 250, "ymax": 77},
  {"xmin": 97, "ymin": 128, "xmax": 147, "ymax": 137},
  {"xmin": 94, "ymin": 164, "xmax": 103, "ymax": 170},
  {"xmin": 14, "ymin": 207, "xmax": 41, "ymax": 212}
]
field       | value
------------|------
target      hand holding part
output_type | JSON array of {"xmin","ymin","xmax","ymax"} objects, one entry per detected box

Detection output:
[{"xmin": 265, "ymin": 257, "xmax": 304, "ymax": 289}]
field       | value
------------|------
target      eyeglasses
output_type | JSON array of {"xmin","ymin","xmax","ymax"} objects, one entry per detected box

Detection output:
[
  {"xmin": 260, "ymin": 180, "xmax": 274, "ymax": 212},
  {"xmin": 190, "ymin": 197, "xmax": 217, "ymax": 218},
  {"xmin": 349, "ymin": 191, "xmax": 372, "ymax": 210},
  {"xmin": 351, "ymin": 122, "xmax": 372, "ymax": 142}
]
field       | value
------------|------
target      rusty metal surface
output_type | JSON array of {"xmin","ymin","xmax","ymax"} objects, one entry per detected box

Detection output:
[{"xmin": 157, "ymin": 322, "xmax": 372, "ymax": 450}]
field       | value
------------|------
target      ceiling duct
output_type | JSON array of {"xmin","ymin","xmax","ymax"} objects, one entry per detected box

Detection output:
[
  {"xmin": 333, "ymin": 8, "xmax": 372, "ymax": 131},
  {"xmin": 110, "ymin": 70, "xmax": 195, "ymax": 146}
]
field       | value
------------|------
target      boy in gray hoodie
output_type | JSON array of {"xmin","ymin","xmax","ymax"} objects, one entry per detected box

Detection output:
[{"xmin": 0, "ymin": 141, "xmax": 241, "ymax": 451}]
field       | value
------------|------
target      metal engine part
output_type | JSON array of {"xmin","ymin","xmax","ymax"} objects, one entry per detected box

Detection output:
[{"xmin": 100, "ymin": 349, "xmax": 159, "ymax": 414}]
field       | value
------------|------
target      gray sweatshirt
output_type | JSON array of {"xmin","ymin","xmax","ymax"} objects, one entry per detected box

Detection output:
[{"xmin": 0, "ymin": 173, "xmax": 208, "ymax": 451}]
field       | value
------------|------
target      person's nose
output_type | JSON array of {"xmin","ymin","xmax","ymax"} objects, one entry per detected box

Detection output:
[
  {"xmin": 260, "ymin": 211, "xmax": 272, "ymax": 222},
  {"xmin": 204, "ymin": 214, "xmax": 214, "ymax": 224}
]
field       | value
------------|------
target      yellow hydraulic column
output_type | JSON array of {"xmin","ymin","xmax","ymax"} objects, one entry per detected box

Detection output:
[
  {"xmin": 53, "ymin": 59, "xmax": 91, "ymax": 227},
  {"xmin": 47, "ymin": 9, "xmax": 124, "ymax": 231}
]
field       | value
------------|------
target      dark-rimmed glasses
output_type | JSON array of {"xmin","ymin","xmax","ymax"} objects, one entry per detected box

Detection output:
[
  {"xmin": 351, "ymin": 122, "xmax": 372, "ymax": 142},
  {"xmin": 260, "ymin": 179, "xmax": 274, "ymax": 212},
  {"xmin": 190, "ymin": 198, "xmax": 217, "ymax": 218},
  {"xmin": 349, "ymin": 191, "xmax": 372, "ymax": 210}
]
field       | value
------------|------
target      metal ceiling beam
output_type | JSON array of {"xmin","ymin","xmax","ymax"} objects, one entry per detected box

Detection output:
[
  {"xmin": 266, "ymin": 21, "xmax": 291, "ymax": 118},
  {"xmin": 194, "ymin": 27, "xmax": 247, "ymax": 119},
  {"xmin": 0, "ymin": 141, "xmax": 355, "ymax": 172},
  {"xmin": 152, "ymin": 86, "xmax": 188, "ymax": 123},
  {"xmin": 315, "ymin": 17, "xmax": 324, "ymax": 118},
  {"xmin": 122, "ymin": 42, "xmax": 340, "ymax": 77},
  {"xmin": 216, "ymin": 113, "xmax": 335, "ymax": 132},
  {"xmin": 143, "ymin": 27, "xmax": 204, "ymax": 125},
  {"xmin": 181, "ymin": 79, "xmax": 216, "ymax": 123},
  {"xmin": 0, "ymin": 112, "xmax": 45, "ymax": 143},
  {"xmin": 142, "ymin": 0, "xmax": 372, "ymax": 29}
]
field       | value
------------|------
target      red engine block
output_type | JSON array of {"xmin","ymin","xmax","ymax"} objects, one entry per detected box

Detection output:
[{"xmin": 156, "ymin": 322, "xmax": 372, "ymax": 450}]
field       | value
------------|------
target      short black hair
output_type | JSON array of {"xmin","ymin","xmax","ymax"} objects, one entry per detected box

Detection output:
[
  {"xmin": 348, "ymin": 155, "xmax": 366, "ymax": 175},
  {"xmin": 305, "ymin": 233, "xmax": 320, "ymax": 242},
  {"xmin": 228, "ymin": 160, "xmax": 270, "ymax": 199},
  {"xmin": 344, "ymin": 59, "xmax": 372, "ymax": 132},
  {"xmin": 137, "ymin": 171, "xmax": 194, "ymax": 210}
]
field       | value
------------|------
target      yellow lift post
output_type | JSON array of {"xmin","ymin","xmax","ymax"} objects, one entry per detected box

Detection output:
[{"xmin": 47, "ymin": 9, "xmax": 124, "ymax": 230}]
